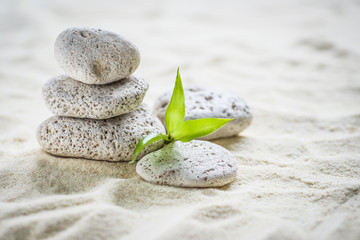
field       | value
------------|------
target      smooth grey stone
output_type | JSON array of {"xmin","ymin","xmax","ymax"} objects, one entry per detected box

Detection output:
[
  {"xmin": 153, "ymin": 86, "xmax": 252, "ymax": 140},
  {"xmin": 42, "ymin": 75, "xmax": 148, "ymax": 119},
  {"xmin": 37, "ymin": 105, "xmax": 165, "ymax": 162},
  {"xmin": 136, "ymin": 140, "xmax": 238, "ymax": 187},
  {"xmin": 54, "ymin": 27, "xmax": 140, "ymax": 84}
]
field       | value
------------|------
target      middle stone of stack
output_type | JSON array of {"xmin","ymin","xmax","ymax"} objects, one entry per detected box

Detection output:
[
  {"xmin": 37, "ymin": 27, "xmax": 165, "ymax": 162},
  {"xmin": 43, "ymin": 75, "xmax": 148, "ymax": 119}
]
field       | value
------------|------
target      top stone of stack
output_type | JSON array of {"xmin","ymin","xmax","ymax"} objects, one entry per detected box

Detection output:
[{"xmin": 54, "ymin": 27, "xmax": 140, "ymax": 85}]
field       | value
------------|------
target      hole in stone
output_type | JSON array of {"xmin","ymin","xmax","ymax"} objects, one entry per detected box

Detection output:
[
  {"xmin": 188, "ymin": 87, "xmax": 200, "ymax": 92},
  {"xmin": 161, "ymin": 102, "xmax": 168, "ymax": 108},
  {"xmin": 80, "ymin": 31, "xmax": 89, "ymax": 38},
  {"xmin": 232, "ymin": 103, "xmax": 237, "ymax": 110}
]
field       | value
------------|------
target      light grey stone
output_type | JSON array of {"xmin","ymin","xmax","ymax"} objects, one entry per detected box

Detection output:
[
  {"xmin": 136, "ymin": 140, "xmax": 238, "ymax": 187},
  {"xmin": 153, "ymin": 86, "xmax": 252, "ymax": 140},
  {"xmin": 37, "ymin": 105, "xmax": 165, "ymax": 162},
  {"xmin": 42, "ymin": 75, "xmax": 148, "ymax": 119},
  {"xmin": 54, "ymin": 27, "xmax": 140, "ymax": 85}
]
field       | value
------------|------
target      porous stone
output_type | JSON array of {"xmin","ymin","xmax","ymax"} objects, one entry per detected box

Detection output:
[
  {"xmin": 42, "ymin": 75, "xmax": 148, "ymax": 119},
  {"xmin": 136, "ymin": 140, "xmax": 238, "ymax": 187},
  {"xmin": 54, "ymin": 27, "xmax": 140, "ymax": 85},
  {"xmin": 37, "ymin": 105, "xmax": 165, "ymax": 162},
  {"xmin": 153, "ymin": 86, "xmax": 253, "ymax": 140}
]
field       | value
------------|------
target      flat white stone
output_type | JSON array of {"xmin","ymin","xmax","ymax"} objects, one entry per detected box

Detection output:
[
  {"xmin": 136, "ymin": 140, "xmax": 238, "ymax": 187},
  {"xmin": 37, "ymin": 105, "xmax": 165, "ymax": 162},
  {"xmin": 153, "ymin": 86, "xmax": 252, "ymax": 140},
  {"xmin": 54, "ymin": 27, "xmax": 140, "ymax": 84},
  {"xmin": 42, "ymin": 75, "xmax": 148, "ymax": 119}
]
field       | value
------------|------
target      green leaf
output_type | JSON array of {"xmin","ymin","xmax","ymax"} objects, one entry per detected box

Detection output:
[
  {"xmin": 131, "ymin": 133, "xmax": 169, "ymax": 164},
  {"xmin": 172, "ymin": 118, "xmax": 234, "ymax": 142},
  {"xmin": 165, "ymin": 67, "xmax": 185, "ymax": 137}
]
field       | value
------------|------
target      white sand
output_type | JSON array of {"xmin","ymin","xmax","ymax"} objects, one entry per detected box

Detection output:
[{"xmin": 1, "ymin": 0, "xmax": 360, "ymax": 239}]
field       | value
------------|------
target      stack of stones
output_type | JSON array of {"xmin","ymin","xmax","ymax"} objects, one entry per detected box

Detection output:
[
  {"xmin": 37, "ymin": 27, "xmax": 165, "ymax": 161},
  {"xmin": 37, "ymin": 27, "xmax": 253, "ymax": 188}
]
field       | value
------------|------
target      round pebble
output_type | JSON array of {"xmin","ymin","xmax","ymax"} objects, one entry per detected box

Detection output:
[
  {"xmin": 37, "ymin": 105, "xmax": 165, "ymax": 161},
  {"xmin": 42, "ymin": 75, "xmax": 148, "ymax": 119},
  {"xmin": 136, "ymin": 140, "xmax": 238, "ymax": 187},
  {"xmin": 153, "ymin": 86, "xmax": 252, "ymax": 140},
  {"xmin": 54, "ymin": 27, "xmax": 140, "ymax": 84}
]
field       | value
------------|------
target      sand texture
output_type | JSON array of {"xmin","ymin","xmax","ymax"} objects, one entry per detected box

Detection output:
[{"xmin": 0, "ymin": 0, "xmax": 360, "ymax": 239}]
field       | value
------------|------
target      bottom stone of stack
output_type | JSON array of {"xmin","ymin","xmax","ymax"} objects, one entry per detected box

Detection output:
[{"xmin": 37, "ymin": 104, "xmax": 165, "ymax": 161}]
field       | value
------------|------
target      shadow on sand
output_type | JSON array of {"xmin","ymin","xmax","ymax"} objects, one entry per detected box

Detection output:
[{"xmin": 28, "ymin": 149, "xmax": 138, "ymax": 194}]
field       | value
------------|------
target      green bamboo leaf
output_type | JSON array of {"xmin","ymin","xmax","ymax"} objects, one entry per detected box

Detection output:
[
  {"xmin": 131, "ymin": 133, "xmax": 169, "ymax": 164},
  {"xmin": 165, "ymin": 67, "xmax": 185, "ymax": 137},
  {"xmin": 172, "ymin": 118, "xmax": 234, "ymax": 142}
]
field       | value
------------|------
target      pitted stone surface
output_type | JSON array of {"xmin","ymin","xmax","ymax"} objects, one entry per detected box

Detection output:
[
  {"xmin": 154, "ymin": 86, "xmax": 252, "ymax": 140},
  {"xmin": 37, "ymin": 105, "xmax": 165, "ymax": 161},
  {"xmin": 42, "ymin": 75, "xmax": 148, "ymax": 119},
  {"xmin": 136, "ymin": 140, "xmax": 238, "ymax": 187},
  {"xmin": 54, "ymin": 27, "xmax": 140, "ymax": 84}
]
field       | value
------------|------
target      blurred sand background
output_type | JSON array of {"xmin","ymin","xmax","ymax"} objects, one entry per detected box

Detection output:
[{"xmin": 1, "ymin": 0, "xmax": 360, "ymax": 239}]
